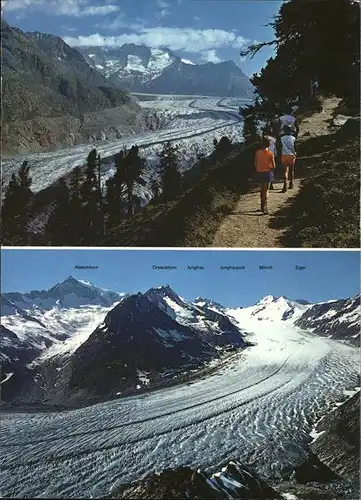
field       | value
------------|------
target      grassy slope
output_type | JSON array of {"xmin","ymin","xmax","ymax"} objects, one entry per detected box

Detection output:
[
  {"xmin": 281, "ymin": 119, "xmax": 360, "ymax": 248},
  {"xmin": 105, "ymin": 144, "xmax": 255, "ymax": 247}
]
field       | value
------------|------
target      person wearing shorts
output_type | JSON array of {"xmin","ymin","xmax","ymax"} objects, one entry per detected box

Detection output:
[
  {"xmin": 280, "ymin": 125, "xmax": 296, "ymax": 193},
  {"xmin": 254, "ymin": 136, "xmax": 276, "ymax": 214}
]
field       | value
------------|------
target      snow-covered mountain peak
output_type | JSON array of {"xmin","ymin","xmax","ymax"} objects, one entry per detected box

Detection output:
[
  {"xmin": 77, "ymin": 43, "xmax": 254, "ymax": 97},
  {"xmin": 193, "ymin": 297, "xmax": 226, "ymax": 311},
  {"xmin": 51, "ymin": 275, "xmax": 87, "ymax": 291},
  {"xmin": 110, "ymin": 292, "xmax": 154, "ymax": 315},
  {"xmin": 256, "ymin": 295, "xmax": 283, "ymax": 305},
  {"xmin": 145, "ymin": 284, "xmax": 183, "ymax": 303},
  {"xmin": 252, "ymin": 295, "xmax": 307, "ymax": 321},
  {"xmin": 78, "ymin": 279, "xmax": 93, "ymax": 286},
  {"xmin": 227, "ymin": 295, "xmax": 310, "ymax": 326},
  {"xmin": 256, "ymin": 295, "xmax": 312, "ymax": 309},
  {"xmin": 4, "ymin": 278, "xmax": 124, "ymax": 311},
  {"xmin": 151, "ymin": 284, "xmax": 173, "ymax": 292},
  {"xmin": 143, "ymin": 285, "xmax": 187, "ymax": 319},
  {"xmin": 46, "ymin": 276, "xmax": 111, "ymax": 302}
]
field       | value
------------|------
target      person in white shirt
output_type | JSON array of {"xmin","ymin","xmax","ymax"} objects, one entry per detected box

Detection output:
[
  {"xmin": 278, "ymin": 106, "xmax": 299, "ymax": 137},
  {"xmin": 280, "ymin": 126, "xmax": 296, "ymax": 192}
]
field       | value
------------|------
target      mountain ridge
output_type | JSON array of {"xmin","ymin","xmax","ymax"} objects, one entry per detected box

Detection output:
[
  {"xmin": 2, "ymin": 22, "xmax": 146, "ymax": 154},
  {"xmin": 1, "ymin": 278, "xmax": 359, "ymax": 407},
  {"xmin": 3, "ymin": 276, "xmax": 125, "ymax": 310},
  {"xmin": 77, "ymin": 43, "xmax": 254, "ymax": 97}
]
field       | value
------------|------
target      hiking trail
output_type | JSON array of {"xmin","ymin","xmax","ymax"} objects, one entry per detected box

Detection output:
[{"xmin": 211, "ymin": 97, "xmax": 341, "ymax": 248}]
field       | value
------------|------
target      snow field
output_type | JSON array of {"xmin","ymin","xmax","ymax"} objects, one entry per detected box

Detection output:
[{"xmin": 1, "ymin": 304, "xmax": 117, "ymax": 363}]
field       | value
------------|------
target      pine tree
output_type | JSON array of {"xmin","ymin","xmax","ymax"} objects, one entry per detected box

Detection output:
[
  {"xmin": 105, "ymin": 150, "xmax": 127, "ymax": 230},
  {"xmin": 104, "ymin": 147, "xmax": 145, "ymax": 228},
  {"xmin": 105, "ymin": 177, "xmax": 120, "ymax": 231},
  {"xmin": 242, "ymin": 112, "xmax": 259, "ymax": 146},
  {"xmin": 96, "ymin": 152, "xmax": 105, "ymax": 239},
  {"xmin": 158, "ymin": 141, "xmax": 181, "ymax": 201},
  {"xmin": 241, "ymin": 0, "xmax": 360, "ymax": 110},
  {"xmin": 2, "ymin": 161, "xmax": 33, "ymax": 244},
  {"xmin": 150, "ymin": 178, "xmax": 161, "ymax": 199},
  {"xmin": 17, "ymin": 161, "xmax": 32, "ymax": 190},
  {"xmin": 69, "ymin": 166, "xmax": 83, "ymax": 202},
  {"xmin": 46, "ymin": 178, "xmax": 70, "ymax": 245},
  {"xmin": 123, "ymin": 145, "xmax": 145, "ymax": 217},
  {"xmin": 196, "ymin": 151, "xmax": 207, "ymax": 173},
  {"xmin": 217, "ymin": 136, "xmax": 232, "ymax": 154},
  {"xmin": 81, "ymin": 149, "xmax": 100, "ymax": 243},
  {"xmin": 67, "ymin": 166, "xmax": 84, "ymax": 244}
]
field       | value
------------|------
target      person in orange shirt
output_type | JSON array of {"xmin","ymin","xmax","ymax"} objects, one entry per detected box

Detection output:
[
  {"xmin": 254, "ymin": 136, "xmax": 276, "ymax": 215},
  {"xmin": 262, "ymin": 124, "xmax": 277, "ymax": 190}
]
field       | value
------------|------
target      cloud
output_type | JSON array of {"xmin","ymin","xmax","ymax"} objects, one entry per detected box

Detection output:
[
  {"xmin": 156, "ymin": 0, "xmax": 170, "ymax": 8},
  {"xmin": 155, "ymin": 0, "xmax": 170, "ymax": 20},
  {"xmin": 2, "ymin": 0, "xmax": 39, "ymax": 11},
  {"xmin": 2, "ymin": 0, "xmax": 120, "ymax": 17},
  {"xmin": 96, "ymin": 15, "xmax": 148, "ymax": 32},
  {"xmin": 79, "ymin": 4, "xmax": 120, "ymax": 16},
  {"xmin": 156, "ymin": 9, "xmax": 170, "ymax": 20},
  {"xmin": 61, "ymin": 25, "xmax": 77, "ymax": 32},
  {"xmin": 64, "ymin": 27, "xmax": 250, "ymax": 54},
  {"xmin": 201, "ymin": 49, "xmax": 222, "ymax": 64},
  {"xmin": 96, "ymin": 13, "xmax": 126, "ymax": 31}
]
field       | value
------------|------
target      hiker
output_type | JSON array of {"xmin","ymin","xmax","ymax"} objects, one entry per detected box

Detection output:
[
  {"xmin": 254, "ymin": 136, "xmax": 276, "ymax": 215},
  {"xmin": 278, "ymin": 106, "xmax": 299, "ymax": 137},
  {"xmin": 263, "ymin": 124, "xmax": 277, "ymax": 155},
  {"xmin": 280, "ymin": 125, "xmax": 297, "ymax": 193},
  {"xmin": 262, "ymin": 124, "xmax": 277, "ymax": 190}
]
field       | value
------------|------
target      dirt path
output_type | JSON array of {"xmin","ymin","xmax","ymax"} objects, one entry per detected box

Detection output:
[{"xmin": 211, "ymin": 97, "xmax": 341, "ymax": 248}]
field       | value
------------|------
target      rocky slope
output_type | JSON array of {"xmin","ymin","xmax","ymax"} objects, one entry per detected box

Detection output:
[
  {"xmin": 108, "ymin": 460, "xmax": 280, "ymax": 499},
  {"xmin": 67, "ymin": 285, "xmax": 247, "ymax": 401},
  {"xmin": 79, "ymin": 44, "xmax": 254, "ymax": 97},
  {"xmin": 144, "ymin": 285, "xmax": 245, "ymax": 346},
  {"xmin": 311, "ymin": 392, "xmax": 360, "ymax": 483},
  {"xmin": 2, "ymin": 22, "xmax": 145, "ymax": 155},
  {"xmin": 69, "ymin": 291, "xmax": 218, "ymax": 398},
  {"xmin": 295, "ymin": 295, "xmax": 360, "ymax": 345}
]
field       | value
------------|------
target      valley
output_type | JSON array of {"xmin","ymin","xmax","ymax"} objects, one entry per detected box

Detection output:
[
  {"xmin": 2, "ymin": 95, "xmax": 250, "ymax": 205},
  {"xmin": 1, "ymin": 316, "xmax": 359, "ymax": 498},
  {"xmin": 1, "ymin": 279, "xmax": 359, "ymax": 498}
]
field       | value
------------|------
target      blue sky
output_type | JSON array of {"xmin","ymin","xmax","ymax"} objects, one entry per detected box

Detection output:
[
  {"xmin": 2, "ymin": 250, "xmax": 359, "ymax": 307},
  {"xmin": 2, "ymin": 0, "xmax": 282, "ymax": 76}
]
